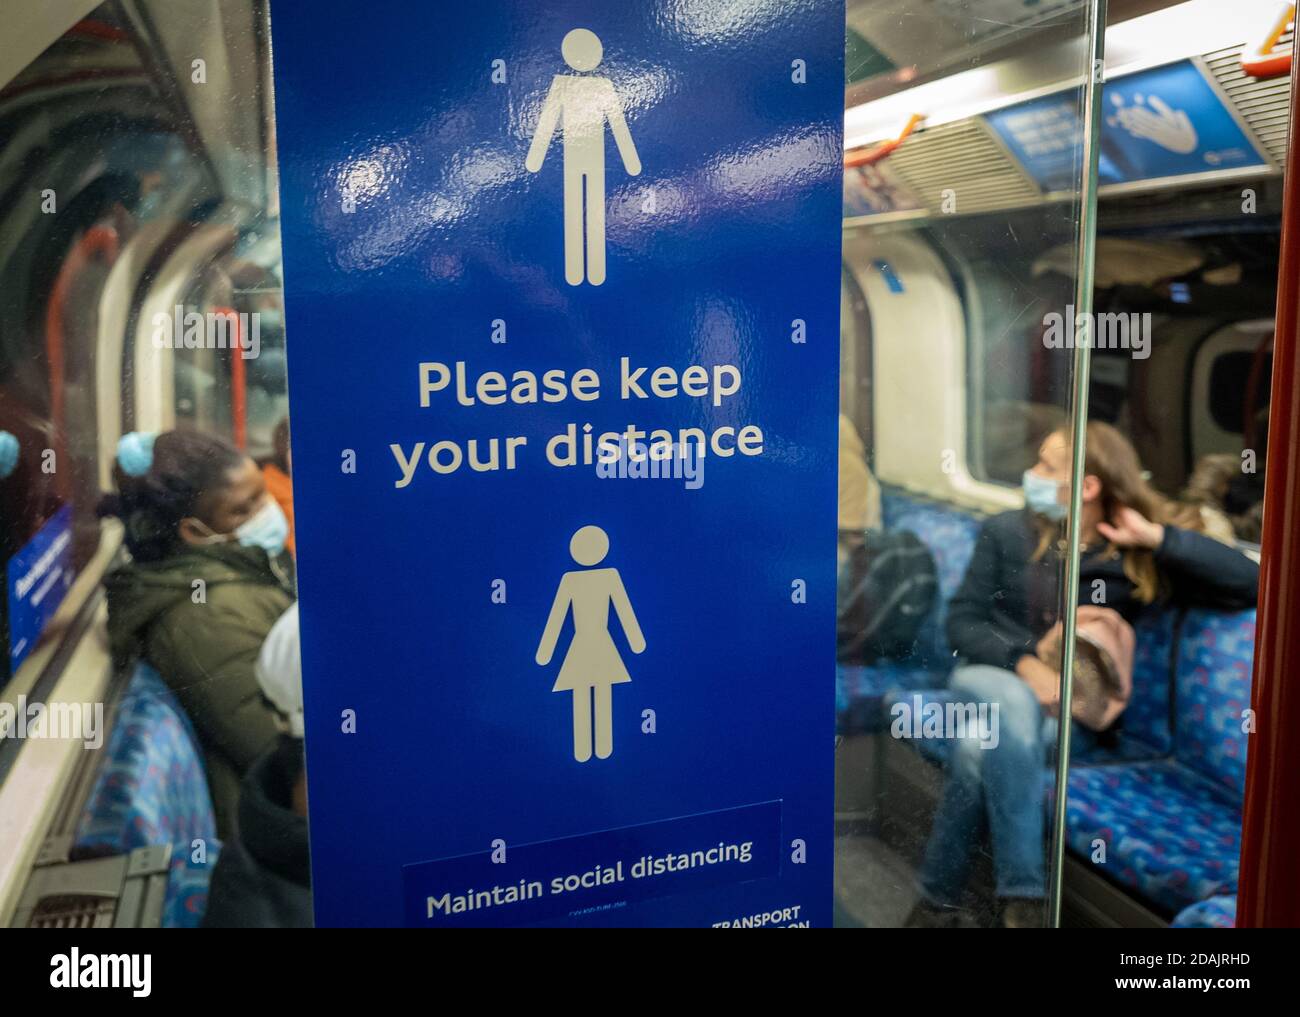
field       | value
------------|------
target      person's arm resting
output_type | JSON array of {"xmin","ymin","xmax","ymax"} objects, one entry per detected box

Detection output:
[{"xmin": 1155, "ymin": 525, "xmax": 1259, "ymax": 611}]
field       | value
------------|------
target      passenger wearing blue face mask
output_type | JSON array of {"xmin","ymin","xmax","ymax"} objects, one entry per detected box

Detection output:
[
  {"xmin": 908, "ymin": 421, "xmax": 1257, "ymax": 929},
  {"xmin": 1021, "ymin": 466, "xmax": 1067, "ymax": 521},
  {"xmin": 99, "ymin": 429, "xmax": 295, "ymax": 836}
]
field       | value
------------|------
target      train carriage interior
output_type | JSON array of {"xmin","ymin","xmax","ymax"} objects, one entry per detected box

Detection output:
[{"xmin": 0, "ymin": 0, "xmax": 1291, "ymax": 928}]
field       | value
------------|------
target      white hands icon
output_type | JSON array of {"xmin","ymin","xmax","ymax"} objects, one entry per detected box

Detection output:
[{"xmin": 1107, "ymin": 94, "xmax": 1198, "ymax": 155}]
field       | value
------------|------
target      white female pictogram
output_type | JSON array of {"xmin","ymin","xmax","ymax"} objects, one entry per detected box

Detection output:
[
  {"xmin": 535, "ymin": 525, "xmax": 646, "ymax": 762},
  {"xmin": 524, "ymin": 29, "xmax": 642, "ymax": 286}
]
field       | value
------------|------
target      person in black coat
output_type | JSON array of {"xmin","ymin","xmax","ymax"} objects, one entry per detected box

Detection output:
[
  {"xmin": 907, "ymin": 422, "xmax": 1257, "ymax": 928},
  {"xmin": 203, "ymin": 604, "xmax": 312, "ymax": 928},
  {"xmin": 203, "ymin": 735, "xmax": 312, "ymax": 928}
]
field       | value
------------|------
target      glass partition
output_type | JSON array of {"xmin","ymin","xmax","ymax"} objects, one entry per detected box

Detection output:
[
  {"xmin": 836, "ymin": 0, "xmax": 1273, "ymax": 930},
  {"xmin": 835, "ymin": 0, "xmax": 1105, "ymax": 928}
]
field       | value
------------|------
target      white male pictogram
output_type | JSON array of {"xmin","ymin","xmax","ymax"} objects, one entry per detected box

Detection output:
[{"xmin": 525, "ymin": 29, "xmax": 642, "ymax": 286}]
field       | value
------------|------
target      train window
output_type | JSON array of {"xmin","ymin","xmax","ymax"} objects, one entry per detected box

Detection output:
[
  {"xmin": 162, "ymin": 225, "xmax": 286, "ymax": 458},
  {"xmin": 1, "ymin": 5, "xmax": 226, "ymax": 698},
  {"xmin": 943, "ymin": 211, "xmax": 1076, "ymax": 488},
  {"xmin": 1207, "ymin": 351, "xmax": 1262, "ymax": 433},
  {"xmin": 173, "ymin": 260, "xmax": 238, "ymax": 438},
  {"xmin": 231, "ymin": 232, "xmax": 289, "ymax": 459},
  {"xmin": 0, "ymin": 0, "xmax": 300, "ymax": 929}
]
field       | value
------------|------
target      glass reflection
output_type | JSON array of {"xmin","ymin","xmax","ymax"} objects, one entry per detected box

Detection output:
[
  {"xmin": 835, "ymin": 0, "xmax": 1268, "ymax": 929},
  {"xmin": 0, "ymin": 0, "xmax": 305, "ymax": 929}
]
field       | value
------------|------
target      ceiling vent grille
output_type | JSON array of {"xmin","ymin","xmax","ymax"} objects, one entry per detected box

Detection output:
[
  {"xmin": 1201, "ymin": 45, "xmax": 1292, "ymax": 167},
  {"xmin": 886, "ymin": 119, "xmax": 1042, "ymax": 216}
]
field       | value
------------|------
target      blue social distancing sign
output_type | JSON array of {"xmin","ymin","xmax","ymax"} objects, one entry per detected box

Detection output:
[{"xmin": 272, "ymin": 0, "xmax": 844, "ymax": 927}]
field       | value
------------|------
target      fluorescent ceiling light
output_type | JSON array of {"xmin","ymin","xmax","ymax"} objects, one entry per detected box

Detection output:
[{"xmin": 845, "ymin": 0, "xmax": 1290, "ymax": 149}]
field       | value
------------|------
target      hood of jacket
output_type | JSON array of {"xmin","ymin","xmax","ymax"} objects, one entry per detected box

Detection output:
[
  {"xmin": 238, "ymin": 735, "xmax": 311, "ymax": 888},
  {"xmin": 104, "ymin": 541, "xmax": 293, "ymax": 663},
  {"xmin": 202, "ymin": 736, "xmax": 312, "ymax": 928}
]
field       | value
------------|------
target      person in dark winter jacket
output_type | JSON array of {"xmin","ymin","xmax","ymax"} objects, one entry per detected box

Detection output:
[
  {"xmin": 907, "ymin": 422, "xmax": 1258, "ymax": 929},
  {"xmin": 204, "ymin": 602, "xmax": 312, "ymax": 928},
  {"xmin": 100, "ymin": 429, "xmax": 295, "ymax": 837}
]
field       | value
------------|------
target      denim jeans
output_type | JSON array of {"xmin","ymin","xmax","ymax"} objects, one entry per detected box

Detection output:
[{"xmin": 917, "ymin": 663, "xmax": 1096, "ymax": 904}]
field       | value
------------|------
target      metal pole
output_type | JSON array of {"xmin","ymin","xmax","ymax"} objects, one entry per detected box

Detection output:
[{"xmin": 1047, "ymin": 0, "xmax": 1108, "ymax": 929}]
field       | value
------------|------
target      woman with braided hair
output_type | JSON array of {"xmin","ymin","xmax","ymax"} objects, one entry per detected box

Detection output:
[{"xmin": 100, "ymin": 429, "xmax": 295, "ymax": 835}]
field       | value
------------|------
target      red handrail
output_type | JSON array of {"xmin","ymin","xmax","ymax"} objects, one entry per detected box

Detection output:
[
  {"xmin": 844, "ymin": 114, "xmax": 924, "ymax": 169},
  {"xmin": 1236, "ymin": 62, "xmax": 1300, "ymax": 927},
  {"xmin": 44, "ymin": 225, "xmax": 120, "ymax": 438},
  {"xmin": 1241, "ymin": 3, "xmax": 1295, "ymax": 80},
  {"xmin": 68, "ymin": 19, "xmax": 131, "ymax": 43},
  {"xmin": 212, "ymin": 307, "xmax": 248, "ymax": 451}
]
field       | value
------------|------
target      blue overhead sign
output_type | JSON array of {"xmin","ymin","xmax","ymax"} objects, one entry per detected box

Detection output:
[
  {"xmin": 271, "ymin": 0, "xmax": 843, "ymax": 927},
  {"xmin": 986, "ymin": 60, "xmax": 1268, "ymax": 193},
  {"xmin": 985, "ymin": 92, "xmax": 1103, "ymax": 193}
]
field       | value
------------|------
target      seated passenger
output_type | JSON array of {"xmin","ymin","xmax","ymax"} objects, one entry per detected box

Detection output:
[
  {"xmin": 261, "ymin": 416, "xmax": 295, "ymax": 556},
  {"xmin": 100, "ymin": 429, "xmax": 295, "ymax": 836},
  {"xmin": 1184, "ymin": 442, "xmax": 1267, "ymax": 545},
  {"xmin": 204, "ymin": 603, "xmax": 311, "ymax": 928},
  {"xmin": 836, "ymin": 415, "xmax": 935, "ymax": 665},
  {"xmin": 837, "ymin": 413, "xmax": 881, "ymax": 563},
  {"xmin": 907, "ymin": 421, "xmax": 1258, "ymax": 928}
]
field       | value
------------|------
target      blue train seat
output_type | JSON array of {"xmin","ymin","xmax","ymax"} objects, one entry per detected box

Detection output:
[
  {"xmin": 165, "ymin": 842, "xmax": 223, "ymax": 928},
  {"xmin": 72, "ymin": 661, "xmax": 220, "ymax": 928},
  {"xmin": 1171, "ymin": 894, "xmax": 1237, "ymax": 928},
  {"xmin": 1174, "ymin": 609, "xmax": 1254, "ymax": 799},
  {"xmin": 872, "ymin": 496, "xmax": 1173, "ymax": 766},
  {"xmin": 867, "ymin": 490, "xmax": 1258, "ymax": 920},
  {"xmin": 836, "ymin": 490, "xmax": 980, "ymax": 731},
  {"xmin": 1070, "ymin": 608, "xmax": 1176, "ymax": 765},
  {"xmin": 1111, "ymin": 609, "xmax": 1176, "ymax": 755},
  {"xmin": 1065, "ymin": 609, "xmax": 1255, "ymax": 915}
]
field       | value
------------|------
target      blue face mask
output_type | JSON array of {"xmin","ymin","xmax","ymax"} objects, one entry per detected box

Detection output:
[
  {"xmin": 1023, "ymin": 469, "xmax": 1067, "ymax": 521},
  {"xmin": 190, "ymin": 498, "xmax": 289, "ymax": 557},
  {"xmin": 233, "ymin": 498, "xmax": 290, "ymax": 556}
]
